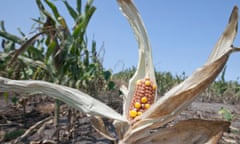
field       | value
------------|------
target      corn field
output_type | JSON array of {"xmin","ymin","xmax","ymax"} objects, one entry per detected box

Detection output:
[{"xmin": 0, "ymin": 0, "xmax": 240, "ymax": 143}]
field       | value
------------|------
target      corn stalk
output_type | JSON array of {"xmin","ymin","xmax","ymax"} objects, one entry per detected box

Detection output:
[{"xmin": 0, "ymin": 0, "xmax": 239, "ymax": 143}]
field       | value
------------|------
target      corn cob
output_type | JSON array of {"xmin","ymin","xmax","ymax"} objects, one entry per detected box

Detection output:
[{"xmin": 128, "ymin": 77, "xmax": 156, "ymax": 120}]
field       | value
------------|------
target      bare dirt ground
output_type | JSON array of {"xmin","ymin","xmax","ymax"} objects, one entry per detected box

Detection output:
[{"xmin": 0, "ymin": 93, "xmax": 239, "ymax": 144}]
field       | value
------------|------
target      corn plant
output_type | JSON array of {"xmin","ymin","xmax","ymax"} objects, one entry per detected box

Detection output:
[
  {"xmin": 0, "ymin": 0, "xmax": 240, "ymax": 143},
  {"xmin": 0, "ymin": 0, "xmax": 113, "ymax": 132},
  {"xmin": 212, "ymin": 66, "xmax": 228, "ymax": 96},
  {"xmin": 113, "ymin": 66, "xmax": 136, "ymax": 83},
  {"xmin": 0, "ymin": 0, "xmax": 110, "ymax": 93}
]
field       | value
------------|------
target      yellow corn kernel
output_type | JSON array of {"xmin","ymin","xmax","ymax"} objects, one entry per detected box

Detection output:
[
  {"xmin": 145, "ymin": 103, "xmax": 150, "ymax": 109},
  {"xmin": 145, "ymin": 80, "xmax": 151, "ymax": 86},
  {"xmin": 141, "ymin": 97, "xmax": 148, "ymax": 103},
  {"xmin": 129, "ymin": 110, "xmax": 137, "ymax": 118},
  {"xmin": 134, "ymin": 102, "xmax": 141, "ymax": 109},
  {"xmin": 129, "ymin": 77, "xmax": 156, "ymax": 120},
  {"xmin": 152, "ymin": 84, "xmax": 157, "ymax": 90},
  {"xmin": 137, "ymin": 111, "xmax": 142, "ymax": 116}
]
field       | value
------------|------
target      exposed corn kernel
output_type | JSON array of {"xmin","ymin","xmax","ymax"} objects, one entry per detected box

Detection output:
[
  {"xmin": 137, "ymin": 79, "xmax": 142, "ymax": 85},
  {"xmin": 141, "ymin": 97, "xmax": 148, "ymax": 103},
  {"xmin": 129, "ymin": 110, "xmax": 137, "ymax": 118},
  {"xmin": 145, "ymin": 103, "xmax": 150, "ymax": 109},
  {"xmin": 134, "ymin": 102, "xmax": 141, "ymax": 109},
  {"xmin": 137, "ymin": 111, "xmax": 142, "ymax": 116},
  {"xmin": 145, "ymin": 80, "xmax": 151, "ymax": 86},
  {"xmin": 128, "ymin": 77, "xmax": 156, "ymax": 120},
  {"xmin": 152, "ymin": 84, "xmax": 157, "ymax": 90}
]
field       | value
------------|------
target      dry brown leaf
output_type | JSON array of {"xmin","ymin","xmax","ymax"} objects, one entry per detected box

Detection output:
[
  {"xmin": 129, "ymin": 119, "xmax": 230, "ymax": 144},
  {"xmin": 142, "ymin": 5, "xmax": 238, "ymax": 123},
  {"xmin": 0, "ymin": 77, "xmax": 126, "ymax": 122},
  {"xmin": 117, "ymin": 0, "xmax": 157, "ymax": 119},
  {"xmin": 205, "ymin": 131, "xmax": 224, "ymax": 144},
  {"xmin": 90, "ymin": 116, "xmax": 116, "ymax": 141},
  {"xmin": 122, "ymin": 5, "xmax": 238, "ymax": 143}
]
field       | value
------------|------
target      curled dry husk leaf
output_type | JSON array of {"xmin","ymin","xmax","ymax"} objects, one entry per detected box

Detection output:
[
  {"xmin": 90, "ymin": 116, "xmax": 117, "ymax": 141},
  {"xmin": 117, "ymin": 0, "xmax": 157, "ymax": 120},
  {"xmin": 119, "ymin": 2, "xmax": 239, "ymax": 143},
  {"xmin": 0, "ymin": 77, "xmax": 126, "ymax": 122},
  {"xmin": 131, "ymin": 119, "xmax": 230, "ymax": 144}
]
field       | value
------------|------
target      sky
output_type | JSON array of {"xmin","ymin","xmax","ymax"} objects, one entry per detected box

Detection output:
[{"xmin": 0, "ymin": 0, "xmax": 240, "ymax": 81}]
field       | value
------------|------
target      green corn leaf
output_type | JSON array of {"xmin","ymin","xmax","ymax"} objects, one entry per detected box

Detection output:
[
  {"xmin": 0, "ymin": 30, "xmax": 24, "ymax": 44},
  {"xmin": 36, "ymin": 0, "xmax": 55, "ymax": 24},
  {"xmin": 58, "ymin": 17, "xmax": 70, "ymax": 35},
  {"xmin": 73, "ymin": 6, "xmax": 95, "ymax": 38},
  {"xmin": 91, "ymin": 40, "xmax": 97, "ymax": 62},
  {"xmin": 31, "ymin": 18, "xmax": 45, "ymax": 25},
  {"xmin": 85, "ymin": 0, "xmax": 94, "ymax": 13},
  {"xmin": 44, "ymin": 0, "xmax": 61, "ymax": 21},
  {"xmin": 45, "ymin": 40, "xmax": 57, "ymax": 61},
  {"xmin": 103, "ymin": 70, "xmax": 112, "ymax": 81},
  {"xmin": 1, "ymin": 40, "xmax": 15, "ymax": 52},
  {"xmin": 0, "ymin": 52, "xmax": 47, "ymax": 77},
  {"xmin": 17, "ymin": 28, "xmax": 26, "ymax": 37},
  {"xmin": 8, "ymin": 32, "xmax": 45, "ymax": 66},
  {"xmin": 26, "ymin": 45, "xmax": 44, "ymax": 60},
  {"xmin": 72, "ymin": 22, "xmax": 83, "ymax": 38},
  {"xmin": 77, "ymin": 0, "xmax": 82, "ymax": 15},
  {"xmin": 63, "ymin": 0, "xmax": 78, "ymax": 20},
  {"xmin": 36, "ymin": 0, "xmax": 44, "ymax": 11},
  {"xmin": 108, "ymin": 81, "xmax": 115, "ymax": 90},
  {"xmin": 0, "ymin": 21, "xmax": 6, "ymax": 31},
  {"xmin": 86, "ymin": 3, "xmax": 96, "ymax": 21}
]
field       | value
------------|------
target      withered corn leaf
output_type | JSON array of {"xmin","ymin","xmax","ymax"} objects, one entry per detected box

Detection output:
[
  {"xmin": 117, "ymin": 0, "xmax": 157, "ymax": 119},
  {"xmin": 122, "ymin": 5, "xmax": 238, "ymax": 143},
  {"xmin": 90, "ymin": 116, "xmax": 117, "ymax": 141},
  {"xmin": 130, "ymin": 119, "xmax": 230, "ymax": 144},
  {"xmin": 0, "ymin": 77, "xmax": 126, "ymax": 122}
]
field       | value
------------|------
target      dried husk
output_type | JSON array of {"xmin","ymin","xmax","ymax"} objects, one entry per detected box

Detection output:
[
  {"xmin": 119, "ymin": 3, "xmax": 238, "ymax": 144},
  {"xmin": 90, "ymin": 116, "xmax": 117, "ymax": 141},
  {"xmin": 131, "ymin": 119, "xmax": 230, "ymax": 144},
  {"xmin": 117, "ymin": 0, "xmax": 157, "ymax": 119},
  {"xmin": 0, "ymin": 77, "xmax": 126, "ymax": 122}
]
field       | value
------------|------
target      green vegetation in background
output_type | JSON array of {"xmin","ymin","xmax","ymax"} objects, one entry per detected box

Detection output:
[
  {"xmin": 113, "ymin": 66, "xmax": 240, "ymax": 101},
  {"xmin": 0, "ymin": 0, "xmax": 115, "ymax": 129},
  {"xmin": 0, "ymin": 0, "xmax": 114, "ymax": 96}
]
